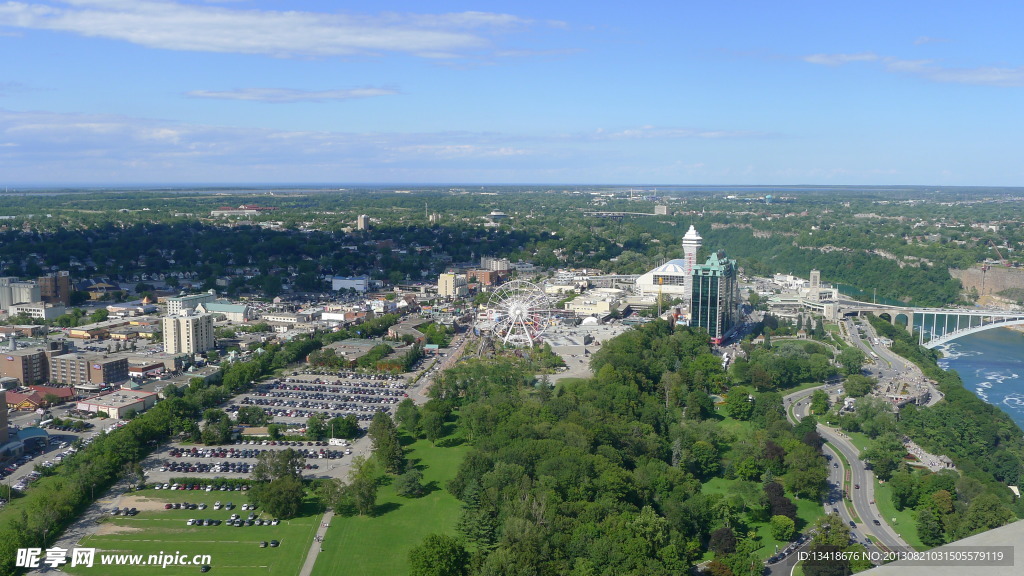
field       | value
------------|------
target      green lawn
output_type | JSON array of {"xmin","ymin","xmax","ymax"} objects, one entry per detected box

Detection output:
[
  {"xmin": 873, "ymin": 479, "xmax": 925, "ymax": 550},
  {"xmin": 68, "ymin": 488, "xmax": 321, "ymax": 576},
  {"xmin": 312, "ymin": 437, "xmax": 470, "ymax": 576},
  {"xmin": 844, "ymin": 431, "xmax": 873, "ymax": 458}
]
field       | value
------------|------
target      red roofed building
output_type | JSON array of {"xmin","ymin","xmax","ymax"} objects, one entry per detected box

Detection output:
[
  {"xmin": 5, "ymin": 390, "xmax": 43, "ymax": 410},
  {"xmin": 29, "ymin": 385, "xmax": 75, "ymax": 404}
]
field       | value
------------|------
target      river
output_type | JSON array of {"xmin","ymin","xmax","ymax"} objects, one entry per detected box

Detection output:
[{"xmin": 936, "ymin": 327, "xmax": 1024, "ymax": 430}]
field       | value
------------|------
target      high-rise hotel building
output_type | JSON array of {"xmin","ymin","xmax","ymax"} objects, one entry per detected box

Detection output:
[{"xmin": 689, "ymin": 251, "xmax": 740, "ymax": 345}]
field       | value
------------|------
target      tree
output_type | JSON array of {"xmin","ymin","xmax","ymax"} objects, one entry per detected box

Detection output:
[
  {"xmin": 420, "ymin": 410, "xmax": 445, "ymax": 444},
  {"xmin": 328, "ymin": 414, "xmax": 360, "ymax": 439},
  {"xmin": 862, "ymin": 432, "xmax": 905, "ymax": 481},
  {"xmin": 770, "ymin": 515, "xmax": 795, "ymax": 542},
  {"xmin": 837, "ymin": 347, "xmax": 865, "ymax": 375},
  {"xmin": 708, "ymin": 526, "xmax": 737, "ymax": 554},
  {"xmin": 685, "ymin": 390, "xmax": 714, "ymax": 420},
  {"xmin": 368, "ymin": 412, "xmax": 404, "ymax": 474},
  {"xmin": 688, "ymin": 440, "xmax": 720, "ymax": 478},
  {"xmin": 889, "ymin": 469, "xmax": 917, "ymax": 511},
  {"xmin": 236, "ymin": 405, "xmax": 270, "ymax": 426},
  {"xmin": 89, "ymin": 308, "xmax": 109, "ymax": 323},
  {"xmin": 956, "ymin": 493, "xmax": 1015, "ymax": 539},
  {"xmin": 456, "ymin": 481, "xmax": 496, "ymax": 551},
  {"xmin": 250, "ymin": 450, "xmax": 305, "ymax": 517},
  {"xmin": 917, "ymin": 507, "xmax": 945, "ymax": 547},
  {"xmin": 396, "ymin": 467, "xmax": 425, "ymax": 498},
  {"xmin": 809, "ymin": 390, "xmax": 830, "ymax": 414},
  {"xmin": 306, "ymin": 413, "xmax": 328, "ymax": 441},
  {"xmin": 252, "ymin": 448, "xmax": 303, "ymax": 483},
  {"xmin": 259, "ymin": 474, "xmax": 305, "ymax": 519},
  {"xmin": 408, "ymin": 534, "xmax": 469, "ymax": 576},
  {"xmin": 395, "ymin": 398, "xmax": 421, "ymax": 433},
  {"xmin": 339, "ymin": 456, "xmax": 378, "ymax": 516},
  {"xmin": 843, "ymin": 374, "xmax": 875, "ymax": 397},
  {"xmin": 764, "ymin": 482, "xmax": 797, "ymax": 520},
  {"xmin": 725, "ymin": 386, "xmax": 755, "ymax": 421}
]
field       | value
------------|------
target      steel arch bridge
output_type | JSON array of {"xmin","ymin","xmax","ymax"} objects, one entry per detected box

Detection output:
[{"xmin": 841, "ymin": 304, "xmax": 1024, "ymax": 349}]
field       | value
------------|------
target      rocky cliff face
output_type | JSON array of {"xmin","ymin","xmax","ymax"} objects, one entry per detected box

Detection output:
[{"xmin": 950, "ymin": 265, "xmax": 1024, "ymax": 297}]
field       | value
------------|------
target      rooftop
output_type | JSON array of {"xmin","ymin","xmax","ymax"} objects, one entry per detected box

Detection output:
[{"xmin": 80, "ymin": 389, "xmax": 157, "ymax": 409}]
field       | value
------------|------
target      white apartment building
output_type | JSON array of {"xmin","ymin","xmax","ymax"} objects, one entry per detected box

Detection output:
[
  {"xmin": 438, "ymin": 273, "xmax": 468, "ymax": 298},
  {"xmin": 162, "ymin": 312, "xmax": 215, "ymax": 355}
]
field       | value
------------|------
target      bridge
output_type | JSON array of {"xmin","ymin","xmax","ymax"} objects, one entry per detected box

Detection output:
[
  {"xmin": 840, "ymin": 303, "xmax": 1024, "ymax": 348},
  {"xmin": 583, "ymin": 211, "xmax": 661, "ymax": 219}
]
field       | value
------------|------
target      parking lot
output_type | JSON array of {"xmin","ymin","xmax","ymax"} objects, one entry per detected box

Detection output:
[
  {"xmin": 229, "ymin": 371, "xmax": 409, "ymax": 427},
  {"xmin": 142, "ymin": 359, "xmax": 445, "ymax": 484}
]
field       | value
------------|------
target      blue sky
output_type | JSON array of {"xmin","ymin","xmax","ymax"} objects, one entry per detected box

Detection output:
[{"xmin": 1, "ymin": 1, "xmax": 1023, "ymax": 185}]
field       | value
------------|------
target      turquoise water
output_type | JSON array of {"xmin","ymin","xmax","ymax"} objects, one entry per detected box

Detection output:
[{"xmin": 936, "ymin": 328, "xmax": 1024, "ymax": 430}]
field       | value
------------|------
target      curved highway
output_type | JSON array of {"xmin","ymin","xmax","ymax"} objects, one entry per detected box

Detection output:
[{"xmin": 784, "ymin": 386, "xmax": 909, "ymax": 552}]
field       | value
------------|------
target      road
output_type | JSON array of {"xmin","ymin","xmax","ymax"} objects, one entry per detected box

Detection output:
[
  {"xmin": 844, "ymin": 317, "xmax": 942, "ymax": 407},
  {"xmin": 783, "ymin": 386, "xmax": 910, "ymax": 552}
]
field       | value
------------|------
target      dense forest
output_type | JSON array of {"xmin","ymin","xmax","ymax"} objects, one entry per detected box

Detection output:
[{"xmin": 397, "ymin": 322, "xmax": 846, "ymax": 576}]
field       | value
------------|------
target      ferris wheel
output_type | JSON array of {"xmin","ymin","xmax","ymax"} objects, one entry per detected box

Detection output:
[{"xmin": 486, "ymin": 280, "xmax": 552, "ymax": 347}]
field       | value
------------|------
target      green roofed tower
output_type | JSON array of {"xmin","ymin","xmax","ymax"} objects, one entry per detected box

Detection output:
[{"xmin": 689, "ymin": 251, "xmax": 740, "ymax": 345}]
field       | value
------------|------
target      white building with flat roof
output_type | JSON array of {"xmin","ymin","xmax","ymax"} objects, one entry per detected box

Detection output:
[
  {"xmin": 331, "ymin": 275, "xmax": 370, "ymax": 293},
  {"xmin": 9, "ymin": 302, "xmax": 65, "ymax": 320},
  {"xmin": 77, "ymin": 389, "xmax": 158, "ymax": 418},
  {"xmin": 165, "ymin": 292, "xmax": 217, "ymax": 315}
]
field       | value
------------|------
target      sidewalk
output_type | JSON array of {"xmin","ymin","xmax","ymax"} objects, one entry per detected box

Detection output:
[{"xmin": 298, "ymin": 509, "xmax": 334, "ymax": 576}]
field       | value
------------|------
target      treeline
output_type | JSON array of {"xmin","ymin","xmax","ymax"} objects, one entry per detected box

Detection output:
[
  {"xmin": 708, "ymin": 227, "xmax": 963, "ymax": 306},
  {"xmin": 411, "ymin": 322, "xmax": 833, "ymax": 576}
]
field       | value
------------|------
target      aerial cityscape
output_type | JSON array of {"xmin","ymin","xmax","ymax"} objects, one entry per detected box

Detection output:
[{"xmin": 3, "ymin": 2, "xmax": 1024, "ymax": 576}]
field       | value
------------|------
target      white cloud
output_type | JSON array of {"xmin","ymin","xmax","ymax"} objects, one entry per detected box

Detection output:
[
  {"xmin": 184, "ymin": 87, "xmax": 400, "ymax": 103},
  {"xmin": 803, "ymin": 53, "xmax": 879, "ymax": 66},
  {"xmin": 593, "ymin": 125, "xmax": 769, "ymax": 140},
  {"xmin": 886, "ymin": 60, "xmax": 1024, "ymax": 86},
  {"xmin": 0, "ymin": 0, "xmax": 545, "ymax": 58},
  {"xmin": 0, "ymin": 109, "xmax": 779, "ymax": 183},
  {"xmin": 803, "ymin": 50, "xmax": 1024, "ymax": 87},
  {"xmin": 913, "ymin": 36, "xmax": 949, "ymax": 45}
]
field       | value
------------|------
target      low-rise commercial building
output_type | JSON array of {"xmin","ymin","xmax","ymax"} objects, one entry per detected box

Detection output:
[
  {"xmin": 196, "ymin": 302, "xmax": 252, "ymax": 323},
  {"xmin": 331, "ymin": 275, "xmax": 370, "ymax": 293},
  {"xmin": 77, "ymin": 389, "xmax": 158, "ymax": 418},
  {"xmin": 9, "ymin": 302, "xmax": 65, "ymax": 321}
]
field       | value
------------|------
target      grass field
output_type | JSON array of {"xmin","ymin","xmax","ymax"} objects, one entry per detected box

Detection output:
[
  {"xmin": 311, "ymin": 437, "xmax": 470, "ymax": 576},
  {"xmin": 67, "ymin": 488, "xmax": 322, "ymax": 576},
  {"xmin": 873, "ymin": 479, "xmax": 924, "ymax": 550}
]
